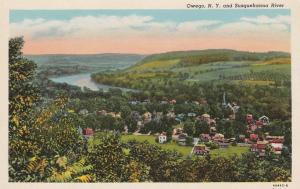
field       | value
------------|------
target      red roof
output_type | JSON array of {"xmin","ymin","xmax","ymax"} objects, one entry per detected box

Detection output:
[
  {"xmin": 84, "ymin": 128, "xmax": 94, "ymax": 136},
  {"xmin": 257, "ymin": 144, "xmax": 266, "ymax": 149},
  {"xmin": 256, "ymin": 121, "xmax": 263, "ymax": 126},
  {"xmin": 250, "ymin": 134, "xmax": 258, "ymax": 140},
  {"xmin": 271, "ymin": 139, "xmax": 284, "ymax": 143},
  {"xmin": 273, "ymin": 147, "xmax": 282, "ymax": 151},
  {"xmin": 246, "ymin": 114, "xmax": 253, "ymax": 121},
  {"xmin": 266, "ymin": 136, "xmax": 284, "ymax": 143}
]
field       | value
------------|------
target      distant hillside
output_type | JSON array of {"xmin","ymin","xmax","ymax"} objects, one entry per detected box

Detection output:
[
  {"xmin": 129, "ymin": 49, "xmax": 290, "ymax": 71},
  {"xmin": 26, "ymin": 53, "xmax": 145, "ymax": 67},
  {"xmin": 26, "ymin": 53, "xmax": 146, "ymax": 76},
  {"xmin": 91, "ymin": 49, "xmax": 291, "ymax": 89}
]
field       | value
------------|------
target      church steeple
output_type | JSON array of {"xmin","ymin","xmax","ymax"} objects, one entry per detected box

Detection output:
[{"xmin": 222, "ymin": 92, "xmax": 227, "ymax": 107}]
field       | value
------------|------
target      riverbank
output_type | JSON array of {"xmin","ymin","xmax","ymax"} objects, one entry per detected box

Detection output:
[{"xmin": 50, "ymin": 73, "xmax": 139, "ymax": 92}]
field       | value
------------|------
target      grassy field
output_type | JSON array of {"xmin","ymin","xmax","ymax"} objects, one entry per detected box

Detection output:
[
  {"xmin": 90, "ymin": 133, "xmax": 250, "ymax": 158},
  {"xmin": 121, "ymin": 134, "xmax": 249, "ymax": 158},
  {"xmin": 210, "ymin": 146, "xmax": 250, "ymax": 158},
  {"xmin": 121, "ymin": 134, "xmax": 193, "ymax": 156},
  {"xmin": 129, "ymin": 59, "xmax": 180, "ymax": 71},
  {"xmin": 230, "ymin": 80, "xmax": 275, "ymax": 86},
  {"xmin": 254, "ymin": 57, "xmax": 291, "ymax": 65},
  {"xmin": 97, "ymin": 59, "xmax": 290, "ymax": 87},
  {"xmin": 90, "ymin": 50, "xmax": 291, "ymax": 89}
]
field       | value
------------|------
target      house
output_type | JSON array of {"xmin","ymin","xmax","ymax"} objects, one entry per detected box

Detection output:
[
  {"xmin": 107, "ymin": 112, "xmax": 117, "ymax": 118},
  {"xmin": 192, "ymin": 101, "xmax": 199, "ymax": 105},
  {"xmin": 143, "ymin": 112, "xmax": 152, "ymax": 122},
  {"xmin": 77, "ymin": 126, "xmax": 83, "ymax": 135},
  {"xmin": 124, "ymin": 126, "xmax": 128, "ymax": 133},
  {"xmin": 251, "ymin": 140, "xmax": 269, "ymax": 157},
  {"xmin": 176, "ymin": 113, "xmax": 186, "ymax": 119},
  {"xmin": 266, "ymin": 136, "xmax": 284, "ymax": 143},
  {"xmin": 187, "ymin": 112, "xmax": 197, "ymax": 117},
  {"xmin": 79, "ymin": 109, "xmax": 89, "ymax": 115},
  {"xmin": 212, "ymin": 133, "xmax": 224, "ymax": 142},
  {"xmin": 193, "ymin": 144, "xmax": 210, "ymax": 155},
  {"xmin": 210, "ymin": 127, "xmax": 217, "ymax": 134},
  {"xmin": 83, "ymin": 128, "xmax": 94, "ymax": 139},
  {"xmin": 160, "ymin": 100, "xmax": 168, "ymax": 104},
  {"xmin": 209, "ymin": 119, "xmax": 216, "ymax": 126},
  {"xmin": 178, "ymin": 133, "xmax": 188, "ymax": 146},
  {"xmin": 142, "ymin": 99, "xmax": 150, "ymax": 104},
  {"xmin": 193, "ymin": 138, "xmax": 199, "ymax": 145},
  {"xmin": 201, "ymin": 114, "xmax": 211, "ymax": 122},
  {"xmin": 255, "ymin": 120, "xmax": 264, "ymax": 128},
  {"xmin": 229, "ymin": 114, "xmax": 236, "ymax": 120},
  {"xmin": 115, "ymin": 112, "xmax": 121, "ymax": 119},
  {"xmin": 246, "ymin": 114, "xmax": 253, "ymax": 123},
  {"xmin": 244, "ymin": 138, "xmax": 251, "ymax": 144},
  {"xmin": 173, "ymin": 128, "xmax": 183, "ymax": 135},
  {"xmin": 259, "ymin": 115, "xmax": 270, "ymax": 125},
  {"xmin": 175, "ymin": 118, "xmax": 182, "ymax": 123},
  {"xmin": 232, "ymin": 103, "xmax": 240, "ymax": 112},
  {"xmin": 227, "ymin": 103, "xmax": 240, "ymax": 119},
  {"xmin": 228, "ymin": 138, "xmax": 236, "ymax": 142},
  {"xmin": 158, "ymin": 132, "xmax": 167, "ymax": 144},
  {"xmin": 169, "ymin": 99, "xmax": 177, "ymax": 104},
  {"xmin": 137, "ymin": 121, "xmax": 143, "ymax": 128},
  {"xmin": 97, "ymin": 110, "xmax": 107, "ymax": 116},
  {"xmin": 271, "ymin": 143, "xmax": 283, "ymax": 155},
  {"xmin": 166, "ymin": 111, "xmax": 176, "ymax": 119},
  {"xmin": 131, "ymin": 111, "xmax": 141, "ymax": 121},
  {"xmin": 250, "ymin": 124, "xmax": 258, "ymax": 132},
  {"xmin": 239, "ymin": 135, "xmax": 245, "ymax": 142},
  {"xmin": 250, "ymin": 134, "xmax": 258, "ymax": 141},
  {"xmin": 200, "ymin": 134, "xmax": 211, "ymax": 142},
  {"xmin": 129, "ymin": 100, "xmax": 140, "ymax": 105},
  {"xmin": 198, "ymin": 114, "xmax": 216, "ymax": 126}
]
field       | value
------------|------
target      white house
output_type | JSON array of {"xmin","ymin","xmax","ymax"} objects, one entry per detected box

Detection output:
[
  {"xmin": 259, "ymin": 115, "xmax": 270, "ymax": 125},
  {"xmin": 79, "ymin": 109, "xmax": 89, "ymax": 115},
  {"xmin": 158, "ymin": 132, "xmax": 167, "ymax": 143}
]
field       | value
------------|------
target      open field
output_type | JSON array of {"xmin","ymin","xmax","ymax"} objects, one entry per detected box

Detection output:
[
  {"xmin": 86, "ymin": 134, "xmax": 250, "ymax": 158},
  {"xmin": 129, "ymin": 59, "xmax": 180, "ymax": 71},
  {"xmin": 121, "ymin": 134, "xmax": 193, "ymax": 156},
  {"xmin": 91, "ymin": 50, "xmax": 291, "ymax": 89},
  {"xmin": 210, "ymin": 146, "xmax": 250, "ymax": 158}
]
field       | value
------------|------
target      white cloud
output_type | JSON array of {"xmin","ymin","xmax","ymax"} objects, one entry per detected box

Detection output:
[
  {"xmin": 10, "ymin": 15, "xmax": 222, "ymax": 40},
  {"xmin": 10, "ymin": 15, "xmax": 156, "ymax": 39},
  {"xmin": 240, "ymin": 15, "xmax": 290, "ymax": 25},
  {"xmin": 10, "ymin": 14, "xmax": 290, "ymax": 43},
  {"xmin": 177, "ymin": 20, "xmax": 222, "ymax": 33}
]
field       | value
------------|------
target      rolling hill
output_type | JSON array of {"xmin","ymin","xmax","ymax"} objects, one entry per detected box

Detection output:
[{"xmin": 91, "ymin": 49, "xmax": 291, "ymax": 89}]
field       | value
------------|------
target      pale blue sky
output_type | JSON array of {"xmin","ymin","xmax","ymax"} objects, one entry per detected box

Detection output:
[
  {"xmin": 10, "ymin": 9, "xmax": 290, "ymax": 23},
  {"xmin": 9, "ymin": 9, "xmax": 291, "ymax": 54}
]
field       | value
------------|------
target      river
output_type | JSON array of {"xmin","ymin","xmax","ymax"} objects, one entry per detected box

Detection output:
[{"xmin": 50, "ymin": 73, "xmax": 137, "ymax": 92}]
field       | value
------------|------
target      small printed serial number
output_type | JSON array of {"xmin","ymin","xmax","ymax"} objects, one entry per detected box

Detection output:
[{"xmin": 273, "ymin": 183, "xmax": 288, "ymax": 188}]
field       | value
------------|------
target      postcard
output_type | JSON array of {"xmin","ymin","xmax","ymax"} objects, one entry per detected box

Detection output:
[{"xmin": 1, "ymin": 0, "xmax": 299, "ymax": 188}]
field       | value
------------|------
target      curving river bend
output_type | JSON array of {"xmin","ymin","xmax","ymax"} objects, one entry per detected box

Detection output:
[{"xmin": 50, "ymin": 73, "xmax": 137, "ymax": 92}]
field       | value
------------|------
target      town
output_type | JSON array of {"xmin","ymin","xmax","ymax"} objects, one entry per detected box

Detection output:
[{"xmin": 76, "ymin": 94, "xmax": 286, "ymax": 158}]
